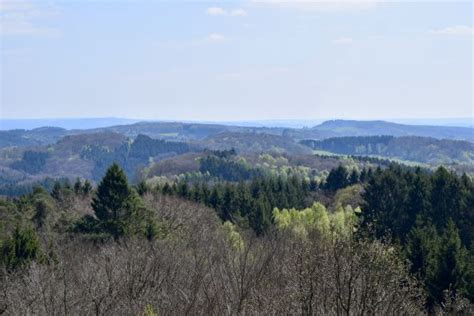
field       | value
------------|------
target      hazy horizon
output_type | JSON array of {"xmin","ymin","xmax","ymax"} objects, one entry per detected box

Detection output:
[{"xmin": 1, "ymin": 116, "xmax": 472, "ymax": 131}]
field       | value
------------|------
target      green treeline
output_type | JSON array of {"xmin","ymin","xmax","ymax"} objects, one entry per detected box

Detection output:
[
  {"xmin": 301, "ymin": 135, "xmax": 474, "ymax": 164},
  {"xmin": 155, "ymin": 162, "xmax": 372, "ymax": 234},
  {"xmin": 155, "ymin": 174, "xmax": 314, "ymax": 235},
  {"xmin": 0, "ymin": 162, "xmax": 472, "ymax": 312},
  {"xmin": 199, "ymin": 151, "xmax": 264, "ymax": 181},
  {"xmin": 359, "ymin": 165, "xmax": 474, "ymax": 308},
  {"xmin": 302, "ymin": 135, "xmax": 394, "ymax": 155}
]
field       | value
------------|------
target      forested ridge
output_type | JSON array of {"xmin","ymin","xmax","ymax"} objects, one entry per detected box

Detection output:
[
  {"xmin": 0, "ymin": 157, "xmax": 472, "ymax": 314},
  {"xmin": 301, "ymin": 135, "xmax": 474, "ymax": 165},
  {"xmin": 1, "ymin": 121, "xmax": 473, "ymax": 199}
]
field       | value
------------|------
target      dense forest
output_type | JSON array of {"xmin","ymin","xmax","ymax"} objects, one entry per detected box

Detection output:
[
  {"xmin": 1, "ymin": 121, "xmax": 472, "ymax": 198},
  {"xmin": 0, "ymin": 121, "xmax": 473, "ymax": 314},
  {"xmin": 301, "ymin": 135, "xmax": 474, "ymax": 165},
  {"xmin": 0, "ymin": 159, "xmax": 472, "ymax": 314}
]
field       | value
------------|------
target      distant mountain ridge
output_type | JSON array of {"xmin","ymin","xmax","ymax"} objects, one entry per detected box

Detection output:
[
  {"xmin": 0, "ymin": 118, "xmax": 141, "ymax": 130},
  {"xmin": 284, "ymin": 120, "xmax": 473, "ymax": 141},
  {"xmin": 0, "ymin": 119, "xmax": 472, "ymax": 150}
]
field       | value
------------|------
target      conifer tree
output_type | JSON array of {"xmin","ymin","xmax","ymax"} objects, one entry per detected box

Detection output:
[
  {"xmin": 1, "ymin": 225, "xmax": 42, "ymax": 271},
  {"xmin": 82, "ymin": 180, "xmax": 93, "ymax": 195},
  {"xmin": 349, "ymin": 169, "xmax": 360, "ymax": 185},
  {"xmin": 325, "ymin": 165, "xmax": 349, "ymax": 191},
  {"xmin": 434, "ymin": 220, "xmax": 471, "ymax": 302},
  {"xmin": 91, "ymin": 163, "xmax": 138, "ymax": 238},
  {"xmin": 74, "ymin": 178, "xmax": 83, "ymax": 194}
]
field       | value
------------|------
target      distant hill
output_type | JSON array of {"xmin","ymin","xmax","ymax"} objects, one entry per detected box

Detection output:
[
  {"xmin": 0, "ymin": 132, "xmax": 196, "ymax": 191},
  {"xmin": 1, "ymin": 119, "xmax": 472, "ymax": 150},
  {"xmin": 201, "ymin": 132, "xmax": 312, "ymax": 155},
  {"xmin": 309, "ymin": 120, "xmax": 473, "ymax": 141},
  {"xmin": 0, "ymin": 127, "xmax": 71, "ymax": 148},
  {"xmin": 301, "ymin": 135, "xmax": 474, "ymax": 165},
  {"xmin": 0, "ymin": 121, "xmax": 284, "ymax": 149},
  {"xmin": 0, "ymin": 118, "xmax": 141, "ymax": 130}
]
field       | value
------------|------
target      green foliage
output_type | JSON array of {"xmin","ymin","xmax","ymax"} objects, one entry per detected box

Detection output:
[
  {"xmin": 222, "ymin": 221, "xmax": 244, "ymax": 252},
  {"xmin": 199, "ymin": 153, "xmax": 262, "ymax": 181},
  {"xmin": 273, "ymin": 202, "xmax": 358, "ymax": 239},
  {"xmin": 82, "ymin": 134, "xmax": 192, "ymax": 181},
  {"xmin": 0, "ymin": 225, "xmax": 42, "ymax": 271},
  {"xmin": 324, "ymin": 165, "xmax": 349, "ymax": 191},
  {"xmin": 85, "ymin": 163, "xmax": 151, "ymax": 239},
  {"xmin": 83, "ymin": 180, "xmax": 93, "ymax": 195},
  {"xmin": 361, "ymin": 165, "xmax": 474, "ymax": 307},
  {"xmin": 301, "ymin": 135, "xmax": 474, "ymax": 165},
  {"xmin": 141, "ymin": 304, "xmax": 158, "ymax": 316},
  {"xmin": 273, "ymin": 202, "xmax": 329, "ymax": 238},
  {"xmin": 31, "ymin": 186, "xmax": 55, "ymax": 230},
  {"xmin": 92, "ymin": 163, "xmax": 133, "ymax": 223},
  {"xmin": 435, "ymin": 220, "xmax": 472, "ymax": 302},
  {"xmin": 159, "ymin": 174, "xmax": 313, "ymax": 235}
]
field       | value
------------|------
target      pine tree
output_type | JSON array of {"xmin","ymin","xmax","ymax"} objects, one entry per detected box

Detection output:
[
  {"xmin": 1, "ymin": 225, "xmax": 42, "ymax": 271},
  {"xmin": 359, "ymin": 167, "xmax": 368, "ymax": 183},
  {"xmin": 91, "ymin": 163, "xmax": 138, "ymax": 238},
  {"xmin": 83, "ymin": 180, "xmax": 93, "ymax": 195},
  {"xmin": 135, "ymin": 180, "xmax": 150, "ymax": 196},
  {"xmin": 51, "ymin": 181, "xmax": 62, "ymax": 200},
  {"xmin": 349, "ymin": 169, "xmax": 360, "ymax": 185},
  {"xmin": 325, "ymin": 165, "xmax": 349, "ymax": 191},
  {"xmin": 209, "ymin": 186, "xmax": 222, "ymax": 210},
  {"xmin": 74, "ymin": 178, "xmax": 83, "ymax": 194},
  {"xmin": 249, "ymin": 195, "xmax": 271, "ymax": 235},
  {"xmin": 434, "ymin": 220, "xmax": 470, "ymax": 302}
]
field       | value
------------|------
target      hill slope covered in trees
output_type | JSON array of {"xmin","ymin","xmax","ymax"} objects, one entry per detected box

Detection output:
[{"xmin": 301, "ymin": 135, "xmax": 474, "ymax": 165}]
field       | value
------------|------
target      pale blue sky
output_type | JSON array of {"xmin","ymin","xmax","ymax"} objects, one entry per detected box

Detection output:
[{"xmin": 1, "ymin": 0, "xmax": 472, "ymax": 121}]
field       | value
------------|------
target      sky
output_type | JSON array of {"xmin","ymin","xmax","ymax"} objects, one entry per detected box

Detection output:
[{"xmin": 0, "ymin": 0, "xmax": 472, "ymax": 121}]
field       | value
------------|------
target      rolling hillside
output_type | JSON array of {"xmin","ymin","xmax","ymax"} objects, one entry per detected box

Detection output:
[
  {"xmin": 301, "ymin": 135, "xmax": 474, "ymax": 165},
  {"xmin": 285, "ymin": 120, "xmax": 473, "ymax": 141},
  {"xmin": 1, "ymin": 119, "xmax": 472, "ymax": 150}
]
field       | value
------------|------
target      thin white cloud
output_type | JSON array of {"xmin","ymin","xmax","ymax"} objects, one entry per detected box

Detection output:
[
  {"xmin": 206, "ymin": 7, "xmax": 226, "ymax": 16},
  {"xmin": 431, "ymin": 25, "xmax": 473, "ymax": 35},
  {"xmin": 230, "ymin": 8, "xmax": 247, "ymax": 16},
  {"xmin": 249, "ymin": 0, "xmax": 381, "ymax": 12},
  {"xmin": 207, "ymin": 33, "xmax": 230, "ymax": 43},
  {"xmin": 0, "ymin": 0, "xmax": 59, "ymax": 37},
  {"xmin": 332, "ymin": 37, "xmax": 354, "ymax": 45},
  {"xmin": 205, "ymin": 7, "xmax": 247, "ymax": 16}
]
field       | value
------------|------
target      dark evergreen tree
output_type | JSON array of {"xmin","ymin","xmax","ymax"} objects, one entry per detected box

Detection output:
[
  {"xmin": 0, "ymin": 225, "xmax": 42, "ymax": 271},
  {"xmin": 349, "ymin": 169, "xmax": 360, "ymax": 185},
  {"xmin": 359, "ymin": 167, "xmax": 368, "ymax": 183},
  {"xmin": 434, "ymin": 220, "xmax": 471, "ymax": 302},
  {"xmin": 135, "ymin": 180, "xmax": 150, "ymax": 196},
  {"xmin": 249, "ymin": 196, "xmax": 271, "ymax": 235},
  {"xmin": 91, "ymin": 163, "xmax": 139, "ymax": 238},
  {"xmin": 82, "ymin": 180, "xmax": 93, "ymax": 195},
  {"xmin": 324, "ymin": 165, "xmax": 349, "ymax": 191},
  {"xmin": 74, "ymin": 178, "xmax": 83, "ymax": 195},
  {"xmin": 51, "ymin": 181, "xmax": 62, "ymax": 200}
]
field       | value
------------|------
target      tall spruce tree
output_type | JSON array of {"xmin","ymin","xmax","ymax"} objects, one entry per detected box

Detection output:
[
  {"xmin": 324, "ymin": 165, "xmax": 349, "ymax": 191},
  {"xmin": 1, "ymin": 225, "xmax": 42, "ymax": 271},
  {"xmin": 91, "ymin": 163, "xmax": 138, "ymax": 238}
]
